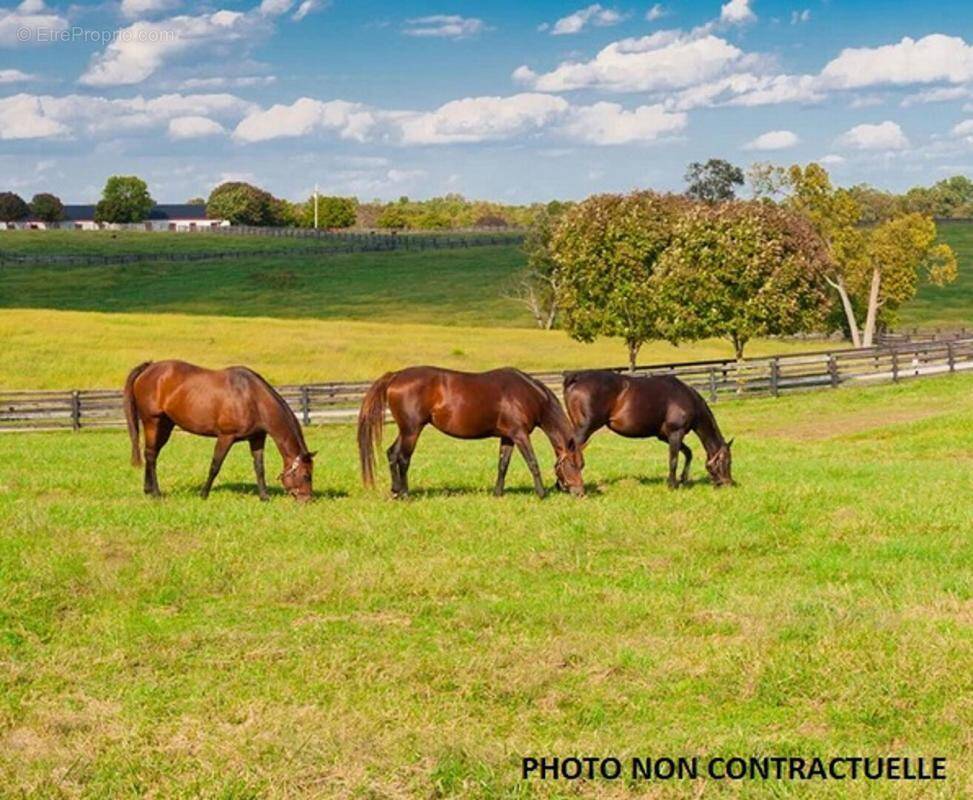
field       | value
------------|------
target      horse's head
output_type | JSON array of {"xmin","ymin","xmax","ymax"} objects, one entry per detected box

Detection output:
[
  {"xmin": 279, "ymin": 451, "xmax": 315, "ymax": 501},
  {"xmin": 706, "ymin": 438, "xmax": 734, "ymax": 487},
  {"xmin": 555, "ymin": 438, "xmax": 585, "ymax": 497}
]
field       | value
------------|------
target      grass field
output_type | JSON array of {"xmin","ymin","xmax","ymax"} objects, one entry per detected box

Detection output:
[
  {"xmin": 1, "ymin": 373, "xmax": 971, "ymax": 797},
  {"xmin": 0, "ymin": 308, "xmax": 834, "ymax": 390},
  {"xmin": 898, "ymin": 221, "xmax": 973, "ymax": 329}
]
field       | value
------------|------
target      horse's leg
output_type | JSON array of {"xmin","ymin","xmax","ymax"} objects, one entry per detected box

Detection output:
[
  {"xmin": 249, "ymin": 433, "xmax": 269, "ymax": 501},
  {"xmin": 679, "ymin": 441, "xmax": 693, "ymax": 485},
  {"xmin": 667, "ymin": 430, "xmax": 685, "ymax": 489},
  {"xmin": 386, "ymin": 435, "xmax": 403, "ymax": 495},
  {"xmin": 493, "ymin": 437, "xmax": 514, "ymax": 497},
  {"xmin": 142, "ymin": 415, "xmax": 172, "ymax": 498},
  {"xmin": 513, "ymin": 433, "xmax": 546, "ymax": 499},
  {"xmin": 394, "ymin": 427, "xmax": 422, "ymax": 498},
  {"xmin": 201, "ymin": 435, "xmax": 235, "ymax": 499}
]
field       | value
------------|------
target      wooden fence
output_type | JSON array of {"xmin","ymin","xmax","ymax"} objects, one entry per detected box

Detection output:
[
  {"xmin": 3, "ymin": 338, "xmax": 972, "ymax": 432},
  {"xmin": 0, "ymin": 231, "xmax": 523, "ymax": 267}
]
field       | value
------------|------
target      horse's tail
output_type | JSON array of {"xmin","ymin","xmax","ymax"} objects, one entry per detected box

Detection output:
[
  {"xmin": 124, "ymin": 361, "xmax": 151, "ymax": 466},
  {"xmin": 358, "ymin": 371, "xmax": 395, "ymax": 487}
]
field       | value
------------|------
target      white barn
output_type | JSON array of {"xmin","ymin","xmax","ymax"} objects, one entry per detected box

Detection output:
[{"xmin": 3, "ymin": 204, "xmax": 229, "ymax": 231}]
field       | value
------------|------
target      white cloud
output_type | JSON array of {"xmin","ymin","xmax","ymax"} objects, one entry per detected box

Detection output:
[
  {"xmin": 790, "ymin": 9, "xmax": 810, "ymax": 24},
  {"xmin": 744, "ymin": 129, "xmax": 799, "ymax": 150},
  {"xmin": 120, "ymin": 0, "xmax": 181, "ymax": 20},
  {"xmin": 0, "ymin": 68, "xmax": 35, "ymax": 83},
  {"xmin": 180, "ymin": 75, "xmax": 276, "ymax": 89},
  {"xmin": 0, "ymin": 93, "xmax": 69, "ymax": 139},
  {"xmin": 720, "ymin": 0, "xmax": 755, "ymax": 25},
  {"xmin": 514, "ymin": 31, "xmax": 743, "ymax": 93},
  {"xmin": 292, "ymin": 0, "xmax": 325, "ymax": 21},
  {"xmin": 0, "ymin": 0, "xmax": 68, "ymax": 46},
  {"xmin": 233, "ymin": 97, "xmax": 378, "ymax": 142},
  {"xmin": 168, "ymin": 115, "xmax": 225, "ymax": 138},
  {"xmin": 80, "ymin": 10, "xmax": 261, "ymax": 86},
  {"xmin": 548, "ymin": 5, "xmax": 625, "ymax": 36},
  {"xmin": 646, "ymin": 4, "xmax": 666, "ymax": 22},
  {"xmin": 836, "ymin": 120, "xmax": 909, "ymax": 151},
  {"xmin": 666, "ymin": 72, "xmax": 822, "ymax": 110},
  {"xmin": 821, "ymin": 34, "xmax": 973, "ymax": 89},
  {"xmin": 0, "ymin": 91, "xmax": 255, "ymax": 139},
  {"xmin": 401, "ymin": 15, "xmax": 487, "ymax": 39},
  {"xmin": 399, "ymin": 93, "xmax": 568, "ymax": 144},
  {"xmin": 950, "ymin": 119, "xmax": 973, "ymax": 141},
  {"xmin": 561, "ymin": 101, "xmax": 686, "ymax": 144},
  {"xmin": 901, "ymin": 85, "xmax": 972, "ymax": 107},
  {"xmin": 819, "ymin": 154, "xmax": 846, "ymax": 165}
]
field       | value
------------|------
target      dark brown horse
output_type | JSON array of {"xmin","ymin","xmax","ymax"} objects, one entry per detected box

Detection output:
[
  {"xmin": 124, "ymin": 360, "xmax": 315, "ymax": 501},
  {"xmin": 563, "ymin": 370, "xmax": 734, "ymax": 488},
  {"xmin": 357, "ymin": 366, "xmax": 585, "ymax": 498}
]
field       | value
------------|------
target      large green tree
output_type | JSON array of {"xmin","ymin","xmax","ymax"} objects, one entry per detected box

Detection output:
[
  {"xmin": 684, "ymin": 159, "xmax": 744, "ymax": 202},
  {"xmin": 303, "ymin": 195, "xmax": 357, "ymax": 228},
  {"xmin": 94, "ymin": 176, "xmax": 154, "ymax": 223},
  {"xmin": 653, "ymin": 201, "xmax": 833, "ymax": 359},
  {"xmin": 29, "ymin": 193, "xmax": 65, "ymax": 223},
  {"xmin": 206, "ymin": 182, "xmax": 287, "ymax": 226},
  {"xmin": 551, "ymin": 192, "xmax": 687, "ymax": 370},
  {"xmin": 0, "ymin": 192, "xmax": 29, "ymax": 222}
]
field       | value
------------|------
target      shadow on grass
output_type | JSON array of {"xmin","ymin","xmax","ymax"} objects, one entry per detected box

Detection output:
[{"xmin": 213, "ymin": 483, "xmax": 350, "ymax": 500}]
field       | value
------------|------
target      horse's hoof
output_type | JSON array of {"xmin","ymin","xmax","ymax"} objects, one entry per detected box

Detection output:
[{"xmin": 259, "ymin": 495, "xmax": 270, "ymax": 502}]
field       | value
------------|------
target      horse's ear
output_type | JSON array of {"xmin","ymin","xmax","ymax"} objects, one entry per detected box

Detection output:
[
  {"xmin": 727, "ymin": 438, "xmax": 735, "ymax": 448},
  {"xmin": 302, "ymin": 451, "xmax": 316, "ymax": 462}
]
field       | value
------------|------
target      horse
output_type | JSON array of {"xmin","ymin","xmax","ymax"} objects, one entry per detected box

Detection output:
[
  {"xmin": 357, "ymin": 366, "xmax": 585, "ymax": 498},
  {"xmin": 563, "ymin": 370, "xmax": 734, "ymax": 488},
  {"xmin": 124, "ymin": 360, "xmax": 315, "ymax": 501}
]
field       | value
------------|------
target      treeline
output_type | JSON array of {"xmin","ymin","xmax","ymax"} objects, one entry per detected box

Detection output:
[{"xmin": 517, "ymin": 162, "xmax": 958, "ymax": 366}]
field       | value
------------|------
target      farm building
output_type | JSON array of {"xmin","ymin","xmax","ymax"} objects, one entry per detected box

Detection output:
[{"xmin": 3, "ymin": 204, "xmax": 229, "ymax": 231}]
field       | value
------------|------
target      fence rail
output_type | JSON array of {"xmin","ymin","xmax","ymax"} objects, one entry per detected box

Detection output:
[
  {"xmin": 3, "ymin": 338, "xmax": 972, "ymax": 432},
  {"xmin": 0, "ymin": 231, "xmax": 523, "ymax": 267}
]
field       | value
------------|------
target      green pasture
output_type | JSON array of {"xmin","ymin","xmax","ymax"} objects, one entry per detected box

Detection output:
[
  {"xmin": 898, "ymin": 220, "xmax": 973, "ymax": 329},
  {"xmin": 1, "ymin": 374, "xmax": 971, "ymax": 798}
]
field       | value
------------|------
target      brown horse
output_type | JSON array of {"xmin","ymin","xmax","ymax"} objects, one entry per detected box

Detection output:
[
  {"xmin": 124, "ymin": 360, "xmax": 315, "ymax": 501},
  {"xmin": 357, "ymin": 366, "xmax": 585, "ymax": 498},
  {"xmin": 563, "ymin": 370, "xmax": 734, "ymax": 488}
]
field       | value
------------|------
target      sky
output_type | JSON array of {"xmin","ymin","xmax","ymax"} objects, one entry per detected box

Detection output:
[{"xmin": 1, "ymin": 0, "xmax": 973, "ymax": 203}]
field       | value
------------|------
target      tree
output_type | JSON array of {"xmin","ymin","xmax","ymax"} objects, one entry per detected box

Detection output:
[
  {"xmin": 653, "ymin": 201, "xmax": 833, "ymax": 359},
  {"xmin": 746, "ymin": 162, "xmax": 789, "ymax": 201},
  {"xmin": 0, "ymin": 192, "xmax": 29, "ymax": 222},
  {"xmin": 551, "ymin": 192, "xmax": 687, "ymax": 370},
  {"xmin": 303, "ymin": 195, "xmax": 356, "ymax": 229},
  {"xmin": 376, "ymin": 205, "xmax": 410, "ymax": 230},
  {"xmin": 206, "ymin": 182, "xmax": 281, "ymax": 226},
  {"xmin": 186, "ymin": 196, "xmax": 206, "ymax": 206},
  {"xmin": 509, "ymin": 205, "xmax": 566, "ymax": 329},
  {"xmin": 29, "ymin": 193, "xmax": 65, "ymax": 223},
  {"xmin": 94, "ymin": 175, "xmax": 154, "ymax": 223},
  {"xmin": 857, "ymin": 214, "xmax": 958, "ymax": 346},
  {"xmin": 684, "ymin": 158, "xmax": 744, "ymax": 202},
  {"xmin": 783, "ymin": 163, "xmax": 868, "ymax": 346}
]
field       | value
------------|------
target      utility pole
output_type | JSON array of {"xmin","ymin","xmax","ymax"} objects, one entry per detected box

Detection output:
[{"xmin": 313, "ymin": 183, "xmax": 319, "ymax": 229}]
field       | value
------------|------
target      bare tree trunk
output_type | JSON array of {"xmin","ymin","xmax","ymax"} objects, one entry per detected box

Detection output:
[
  {"xmin": 861, "ymin": 266, "xmax": 882, "ymax": 348},
  {"xmin": 731, "ymin": 333, "xmax": 746, "ymax": 361},
  {"xmin": 826, "ymin": 274, "xmax": 862, "ymax": 348},
  {"xmin": 627, "ymin": 340, "xmax": 640, "ymax": 373}
]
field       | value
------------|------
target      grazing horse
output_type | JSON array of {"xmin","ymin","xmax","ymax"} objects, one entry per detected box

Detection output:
[
  {"xmin": 357, "ymin": 366, "xmax": 585, "ymax": 498},
  {"xmin": 124, "ymin": 360, "xmax": 315, "ymax": 501},
  {"xmin": 563, "ymin": 370, "xmax": 734, "ymax": 488}
]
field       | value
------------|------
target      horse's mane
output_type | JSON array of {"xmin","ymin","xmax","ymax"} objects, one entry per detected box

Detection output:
[
  {"xmin": 521, "ymin": 372, "xmax": 574, "ymax": 440},
  {"xmin": 239, "ymin": 367, "xmax": 310, "ymax": 454}
]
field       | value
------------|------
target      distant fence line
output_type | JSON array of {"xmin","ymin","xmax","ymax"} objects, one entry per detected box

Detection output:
[
  {"xmin": 0, "ymin": 231, "xmax": 524, "ymax": 267},
  {"xmin": 3, "ymin": 338, "xmax": 972, "ymax": 433}
]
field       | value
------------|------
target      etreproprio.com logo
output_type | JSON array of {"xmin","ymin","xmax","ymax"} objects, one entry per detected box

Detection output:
[{"xmin": 17, "ymin": 26, "xmax": 178, "ymax": 44}]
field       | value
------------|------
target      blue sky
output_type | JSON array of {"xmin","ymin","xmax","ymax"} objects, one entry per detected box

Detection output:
[{"xmin": 1, "ymin": 0, "xmax": 972, "ymax": 202}]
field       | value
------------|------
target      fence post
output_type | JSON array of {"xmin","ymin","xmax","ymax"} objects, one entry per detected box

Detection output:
[
  {"xmin": 300, "ymin": 385, "xmax": 310, "ymax": 425},
  {"xmin": 708, "ymin": 367, "xmax": 718, "ymax": 402},
  {"xmin": 828, "ymin": 354, "xmax": 839, "ymax": 388},
  {"xmin": 891, "ymin": 348, "xmax": 899, "ymax": 382},
  {"xmin": 947, "ymin": 341, "xmax": 955, "ymax": 373},
  {"xmin": 770, "ymin": 358, "xmax": 780, "ymax": 397},
  {"xmin": 71, "ymin": 390, "xmax": 81, "ymax": 430}
]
